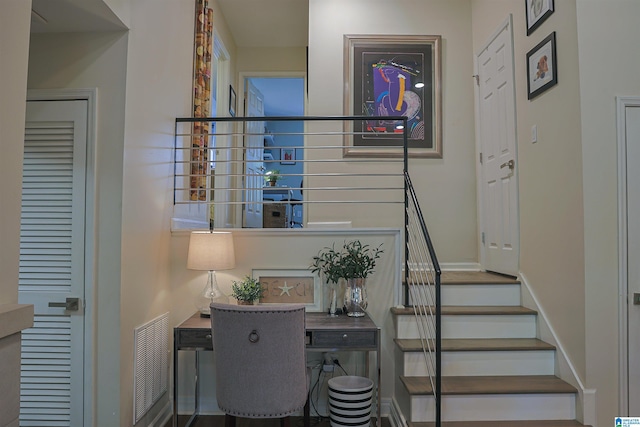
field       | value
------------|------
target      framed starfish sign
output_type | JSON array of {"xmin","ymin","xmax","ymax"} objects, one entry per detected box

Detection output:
[{"xmin": 252, "ymin": 269, "xmax": 322, "ymax": 312}]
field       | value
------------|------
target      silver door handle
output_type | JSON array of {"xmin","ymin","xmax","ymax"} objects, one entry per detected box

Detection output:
[
  {"xmin": 48, "ymin": 297, "xmax": 80, "ymax": 311},
  {"xmin": 500, "ymin": 159, "xmax": 515, "ymax": 170}
]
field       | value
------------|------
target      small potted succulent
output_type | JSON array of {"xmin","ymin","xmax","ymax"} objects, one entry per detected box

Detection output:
[{"xmin": 231, "ymin": 276, "xmax": 265, "ymax": 305}]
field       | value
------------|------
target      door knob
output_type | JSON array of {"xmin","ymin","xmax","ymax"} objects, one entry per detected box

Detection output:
[
  {"xmin": 48, "ymin": 297, "xmax": 80, "ymax": 311},
  {"xmin": 500, "ymin": 159, "xmax": 515, "ymax": 170}
]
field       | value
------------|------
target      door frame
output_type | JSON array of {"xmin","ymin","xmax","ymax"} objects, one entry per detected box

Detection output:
[
  {"xmin": 26, "ymin": 88, "xmax": 96, "ymax": 426},
  {"xmin": 617, "ymin": 95, "xmax": 640, "ymax": 415},
  {"xmin": 474, "ymin": 15, "xmax": 520, "ymax": 274},
  {"xmin": 236, "ymin": 71, "xmax": 307, "ymax": 228}
]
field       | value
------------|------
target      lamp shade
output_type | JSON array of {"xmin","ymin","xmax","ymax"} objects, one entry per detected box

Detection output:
[{"xmin": 187, "ymin": 231, "xmax": 236, "ymax": 271}]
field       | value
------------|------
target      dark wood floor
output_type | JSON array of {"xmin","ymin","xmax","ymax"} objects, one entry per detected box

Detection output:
[{"xmin": 168, "ymin": 416, "xmax": 386, "ymax": 427}]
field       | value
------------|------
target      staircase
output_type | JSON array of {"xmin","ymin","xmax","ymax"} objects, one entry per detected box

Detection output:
[{"xmin": 392, "ymin": 271, "xmax": 588, "ymax": 427}]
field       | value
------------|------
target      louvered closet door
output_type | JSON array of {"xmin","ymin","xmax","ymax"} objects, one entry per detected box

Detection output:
[{"xmin": 19, "ymin": 100, "xmax": 88, "ymax": 426}]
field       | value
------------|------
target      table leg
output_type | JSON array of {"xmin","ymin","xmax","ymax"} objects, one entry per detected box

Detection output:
[{"xmin": 183, "ymin": 351, "xmax": 200, "ymax": 427}]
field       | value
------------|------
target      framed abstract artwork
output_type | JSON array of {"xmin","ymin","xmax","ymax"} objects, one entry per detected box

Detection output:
[
  {"xmin": 343, "ymin": 34, "xmax": 442, "ymax": 158},
  {"xmin": 526, "ymin": 32, "xmax": 558, "ymax": 100}
]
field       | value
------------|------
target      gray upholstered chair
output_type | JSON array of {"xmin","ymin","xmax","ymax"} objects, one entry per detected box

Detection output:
[{"xmin": 210, "ymin": 303, "xmax": 310, "ymax": 427}]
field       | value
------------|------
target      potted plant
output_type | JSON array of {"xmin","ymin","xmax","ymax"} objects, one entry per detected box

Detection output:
[
  {"xmin": 231, "ymin": 276, "xmax": 264, "ymax": 305},
  {"xmin": 311, "ymin": 243, "xmax": 344, "ymax": 315},
  {"xmin": 311, "ymin": 240, "xmax": 383, "ymax": 316},
  {"xmin": 264, "ymin": 169, "xmax": 282, "ymax": 186}
]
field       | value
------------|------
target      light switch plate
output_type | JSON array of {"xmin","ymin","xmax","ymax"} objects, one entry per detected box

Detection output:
[{"xmin": 531, "ymin": 125, "xmax": 538, "ymax": 143}]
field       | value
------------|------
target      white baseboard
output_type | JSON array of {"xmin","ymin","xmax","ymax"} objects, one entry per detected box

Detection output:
[
  {"xmin": 519, "ymin": 272, "xmax": 594, "ymax": 426},
  {"xmin": 582, "ymin": 388, "xmax": 597, "ymax": 426},
  {"xmin": 389, "ymin": 397, "xmax": 408, "ymax": 427},
  {"xmin": 440, "ymin": 262, "xmax": 482, "ymax": 271},
  {"xmin": 380, "ymin": 397, "xmax": 392, "ymax": 419}
]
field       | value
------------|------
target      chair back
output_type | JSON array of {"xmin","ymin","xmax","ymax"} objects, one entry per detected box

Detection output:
[{"xmin": 210, "ymin": 303, "xmax": 308, "ymax": 418}]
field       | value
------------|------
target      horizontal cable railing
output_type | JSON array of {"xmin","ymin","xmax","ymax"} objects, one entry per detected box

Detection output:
[
  {"xmin": 404, "ymin": 171, "xmax": 442, "ymax": 427},
  {"xmin": 174, "ymin": 116, "xmax": 408, "ymax": 229}
]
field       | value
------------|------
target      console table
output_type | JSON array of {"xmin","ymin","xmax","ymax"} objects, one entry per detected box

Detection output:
[{"xmin": 173, "ymin": 311, "xmax": 381, "ymax": 427}]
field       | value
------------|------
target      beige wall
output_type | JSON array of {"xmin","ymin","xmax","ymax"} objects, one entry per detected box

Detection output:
[
  {"xmin": 121, "ymin": 0, "xmax": 240, "ymax": 423},
  {"xmin": 0, "ymin": 2, "xmax": 32, "ymax": 426},
  {"xmin": 471, "ymin": 0, "xmax": 586, "ymax": 382},
  {"xmin": 237, "ymin": 46, "xmax": 307, "ymax": 75},
  {"xmin": 28, "ymin": 31, "xmax": 129, "ymax": 425},
  {"xmin": 120, "ymin": 0, "xmax": 196, "ymax": 423},
  {"xmin": 577, "ymin": 1, "xmax": 640, "ymax": 424},
  {"xmin": 103, "ymin": 0, "xmax": 130, "ymax": 27},
  {"xmin": 307, "ymin": 0, "xmax": 478, "ymax": 265},
  {"xmin": 0, "ymin": 0, "xmax": 30, "ymax": 305}
]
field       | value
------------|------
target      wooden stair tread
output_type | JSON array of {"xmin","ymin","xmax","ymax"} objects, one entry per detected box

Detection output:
[
  {"xmin": 395, "ymin": 338, "xmax": 555, "ymax": 352},
  {"xmin": 410, "ymin": 421, "xmax": 590, "ymax": 427},
  {"xmin": 391, "ymin": 306, "xmax": 537, "ymax": 316},
  {"xmin": 400, "ymin": 375, "xmax": 578, "ymax": 395}
]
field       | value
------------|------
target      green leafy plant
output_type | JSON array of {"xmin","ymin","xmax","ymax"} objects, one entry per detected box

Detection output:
[
  {"xmin": 264, "ymin": 169, "xmax": 282, "ymax": 184},
  {"xmin": 340, "ymin": 240, "xmax": 383, "ymax": 279},
  {"xmin": 310, "ymin": 243, "xmax": 344, "ymax": 284},
  {"xmin": 231, "ymin": 276, "xmax": 265, "ymax": 302},
  {"xmin": 310, "ymin": 240, "xmax": 383, "ymax": 281}
]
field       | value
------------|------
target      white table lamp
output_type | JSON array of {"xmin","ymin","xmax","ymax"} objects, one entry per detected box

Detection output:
[{"xmin": 187, "ymin": 231, "xmax": 236, "ymax": 316}]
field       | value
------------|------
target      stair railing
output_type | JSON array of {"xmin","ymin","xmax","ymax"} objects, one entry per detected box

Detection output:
[{"xmin": 403, "ymin": 171, "xmax": 442, "ymax": 427}]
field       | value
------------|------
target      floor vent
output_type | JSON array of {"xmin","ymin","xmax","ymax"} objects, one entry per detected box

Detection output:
[{"xmin": 133, "ymin": 312, "xmax": 169, "ymax": 424}]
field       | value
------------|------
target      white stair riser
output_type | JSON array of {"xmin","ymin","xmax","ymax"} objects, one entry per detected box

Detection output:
[
  {"xmin": 410, "ymin": 393, "xmax": 576, "ymax": 422},
  {"xmin": 396, "ymin": 314, "xmax": 537, "ymax": 339},
  {"xmin": 402, "ymin": 350, "xmax": 555, "ymax": 376},
  {"xmin": 441, "ymin": 284, "xmax": 521, "ymax": 306}
]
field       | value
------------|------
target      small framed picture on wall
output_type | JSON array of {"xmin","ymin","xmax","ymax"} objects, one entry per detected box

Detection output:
[
  {"xmin": 229, "ymin": 85, "xmax": 236, "ymax": 117},
  {"xmin": 525, "ymin": 0, "xmax": 554, "ymax": 36},
  {"xmin": 281, "ymin": 148, "xmax": 296, "ymax": 165},
  {"xmin": 526, "ymin": 32, "xmax": 558, "ymax": 100}
]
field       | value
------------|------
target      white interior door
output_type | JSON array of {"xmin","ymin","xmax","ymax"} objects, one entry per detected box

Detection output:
[
  {"xmin": 625, "ymin": 104, "xmax": 640, "ymax": 414},
  {"xmin": 476, "ymin": 16, "xmax": 520, "ymax": 276},
  {"xmin": 243, "ymin": 79, "xmax": 265, "ymax": 228},
  {"xmin": 18, "ymin": 99, "xmax": 88, "ymax": 426}
]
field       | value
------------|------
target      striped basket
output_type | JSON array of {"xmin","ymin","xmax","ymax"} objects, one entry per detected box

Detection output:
[{"xmin": 328, "ymin": 376, "xmax": 373, "ymax": 427}]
